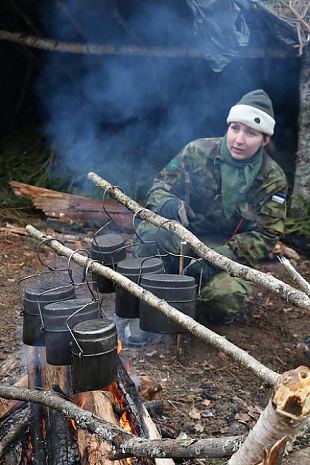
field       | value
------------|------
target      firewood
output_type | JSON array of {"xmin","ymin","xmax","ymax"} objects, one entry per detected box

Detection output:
[
  {"xmin": 72, "ymin": 390, "xmax": 128, "ymax": 465},
  {"xmin": 27, "ymin": 347, "xmax": 47, "ymax": 465},
  {"xmin": 40, "ymin": 359, "xmax": 79, "ymax": 465},
  {"xmin": 0, "ymin": 411, "xmax": 30, "ymax": 461},
  {"xmin": 87, "ymin": 171, "xmax": 310, "ymax": 312}
]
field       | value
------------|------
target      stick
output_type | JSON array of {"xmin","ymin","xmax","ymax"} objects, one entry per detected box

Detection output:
[
  {"xmin": 0, "ymin": 30, "xmax": 292, "ymax": 59},
  {"xmin": 25, "ymin": 224, "xmax": 279, "ymax": 387},
  {"xmin": 0, "ymin": 385, "xmax": 243, "ymax": 459},
  {"xmin": 87, "ymin": 172, "xmax": 310, "ymax": 311},
  {"xmin": 0, "ymin": 414, "xmax": 29, "ymax": 461},
  {"xmin": 279, "ymin": 256, "xmax": 310, "ymax": 296}
]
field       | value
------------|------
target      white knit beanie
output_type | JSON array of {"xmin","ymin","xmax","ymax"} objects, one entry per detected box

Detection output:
[{"xmin": 226, "ymin": 89, "xmax": 275, "ymax": 135}]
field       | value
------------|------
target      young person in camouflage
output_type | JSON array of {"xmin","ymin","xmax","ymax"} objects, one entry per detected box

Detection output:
[{"xmin": 133, "ymin": 89, "xmax": 287, "ymax": 332}]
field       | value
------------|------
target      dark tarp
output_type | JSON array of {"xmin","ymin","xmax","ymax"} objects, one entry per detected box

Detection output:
[{"xmin": 187, "ymin": 0, "xmax": 298, "ymax": 71}]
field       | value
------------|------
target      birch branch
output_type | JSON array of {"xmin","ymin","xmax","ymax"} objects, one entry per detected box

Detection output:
[
  {"xmin": 25, "ymin": 224, "xmax": 279, "ymax": 386},
  {"xmin": 0, "ymin": 30, "xmax": 205, "ymax": 58},
  {"xmin": 228, "ymin": 366, "xmax": 310, "ymax": 465},
  {"xmin": 87, "ymin": 172, "xmax": 310, "ymax": 311},
  {"xmin": 0, "ymin": 30, "xmax": 292, "ymax": 59},
  {"xmin": 0, "ymin": 385, "xmax": 242, "ymax": 459},
  {"xmin": 279, "ymin": 256, "xmax": 310, "ymax": 296}
]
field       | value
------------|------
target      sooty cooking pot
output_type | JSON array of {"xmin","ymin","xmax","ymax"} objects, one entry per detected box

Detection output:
[
  {"xmin": 22, "ymin": 282, "xmax": 76, "ymax": 347},
  {"xmin": 91, "ymin": 233, "xmax": 126, "ymax": 293},
  {"xmin": 115, "ymin": 257, "xmax": 164, "ymax": 318},
  {"xmin": 71, "ymin": 318, "xmax": 118, "ymax": 393},
  {"xmin": 140, "ymin": 274, "xmax": 196, "ymax": 334},
  {"xmin": 42, "ymin": 298, "xmax": 100, "ymax": 365}
]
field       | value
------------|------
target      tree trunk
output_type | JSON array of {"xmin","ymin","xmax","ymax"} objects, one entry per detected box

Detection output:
[
  {"xmin": 228, "ymin": 366, "xmax": 310, "ymax": 465},
  {"xmin": 291, "ymin": 48, "xmax": 310, "ymax": 209}
]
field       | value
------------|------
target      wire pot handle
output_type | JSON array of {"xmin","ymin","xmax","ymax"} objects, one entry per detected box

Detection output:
[
  {"xmin": 36, "ymin": 237, "xmax": 69, "ymax": 272},
  {"xmin": 65, "ymin": 299, "xmax": 101, "ymax": 357}
]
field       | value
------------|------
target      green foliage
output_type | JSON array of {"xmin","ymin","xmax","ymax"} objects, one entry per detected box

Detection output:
[
  {"xmin": 286, "ymin": 196, "xmax": 310, "ymax": 235},
  {"xmin": 0, "ymin": 128, "xmax": 54, "ymax": 189}
]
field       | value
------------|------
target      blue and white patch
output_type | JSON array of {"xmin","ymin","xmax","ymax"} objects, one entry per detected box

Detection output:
[{"xmin": 271, "ymin": 192, "xmax": 286, "ymax": 204}]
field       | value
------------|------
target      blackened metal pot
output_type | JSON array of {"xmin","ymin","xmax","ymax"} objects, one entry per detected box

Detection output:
[
  {"xmin": 42, "ymin": 298, "xmax": 100, "ymax": 365},
  {"xmin": 91, "ymin": 233, "xmax": 126, "ymax": 293},
  {"xmin": 140, "ymin": 274, "xmax": 197, "ymax": 334},
  {"xmin": 71, "ymin": 318, "xmax": 118, "ymax": 393},
  {"xmin": 115, "ymin": 257, "xmax": 164, "ymax": 318},
  {"xmin": 22, "ymin": 282, "xmax": 76, "ymax": 347}
]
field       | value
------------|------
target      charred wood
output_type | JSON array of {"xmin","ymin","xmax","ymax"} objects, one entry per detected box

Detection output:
[
  {"xmin": 41, "ymin": 364, "xmax": 79, "ymax": 465},
  {"xmin": 27, "ymin": 347, "xmax": 46, "ymax": 465},
  {"xmin": 0, "ymin": 409, "xmax": 29, "ymax": 462}
]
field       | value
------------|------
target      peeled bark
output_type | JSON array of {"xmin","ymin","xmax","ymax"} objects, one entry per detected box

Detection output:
[{"xmin": 228, "ymin": 366, "xmax": 310, "ymax": 465}]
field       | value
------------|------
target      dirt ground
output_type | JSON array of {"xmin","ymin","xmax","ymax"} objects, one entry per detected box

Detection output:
[{"xmin": 0, "ymin": 212, "xmax": 309, "ymax": 464}]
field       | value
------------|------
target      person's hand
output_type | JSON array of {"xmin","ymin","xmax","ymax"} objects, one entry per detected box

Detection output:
[
  {"xmin": 184, "ymin": 258, "xmax": 219, "ymax": 285},
  {"xmin": 160, "ymin": 199, "xmax": 194, "ymax": 227}
]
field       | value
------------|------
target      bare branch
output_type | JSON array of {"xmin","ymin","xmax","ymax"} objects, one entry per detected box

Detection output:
[
  {"xmin": 87, "ymin": 172, "xmax": 310, "ymax": 311},
  {"xmin": 279, "ymin": 257, "xmax": 310, "ymax": 296}
]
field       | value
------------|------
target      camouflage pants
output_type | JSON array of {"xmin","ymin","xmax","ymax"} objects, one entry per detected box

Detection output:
[{"xmin": 134, "ymin": 221, "xmax": 253, "ymax": 322}]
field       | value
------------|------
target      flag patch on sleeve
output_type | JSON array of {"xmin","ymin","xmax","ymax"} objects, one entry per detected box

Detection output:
[{"xmin": 271, "ymin": 192, "xmax": 286, "ymax": 204}]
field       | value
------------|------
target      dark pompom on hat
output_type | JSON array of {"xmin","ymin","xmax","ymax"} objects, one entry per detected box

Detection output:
[{"xmin": 227, "ymin": 89, "xmax": 275, "ymax": 135}]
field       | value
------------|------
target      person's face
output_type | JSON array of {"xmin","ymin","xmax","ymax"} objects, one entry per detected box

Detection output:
[{"xmin": 226, "ymin": 122, "xmax": 270, "ymax": 160}]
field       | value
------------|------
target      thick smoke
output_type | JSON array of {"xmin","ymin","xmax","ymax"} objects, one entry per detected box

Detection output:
[{"xmin": 37, "ymin": 0, "xmax": 296, "ymax": 197}]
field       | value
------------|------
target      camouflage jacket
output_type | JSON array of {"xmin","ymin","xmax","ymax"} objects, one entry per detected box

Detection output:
[{"xmin": 145, "ymin": 137, "xmax": 287, "ymax": 266}]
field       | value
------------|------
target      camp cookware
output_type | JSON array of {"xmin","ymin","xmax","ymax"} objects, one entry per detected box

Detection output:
[
  {"xmin": 115, "ymin": 257, "xmax": 164, "ymax": 318},
  {"xmin": 139, "ymin": 273, "xmax": 196, "ymax": 334},
  {"xmin": 42, "ymin": 298, "xmax": 100, "ymax": 365},
  {"xmin": 91, "ymin": 233, "xmax": 126, "ymax": 293},
  {"xmin": 71, "ymin": 318, "xmax": 118, "ymax": 393}
]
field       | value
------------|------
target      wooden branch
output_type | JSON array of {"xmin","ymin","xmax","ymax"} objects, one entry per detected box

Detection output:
[
  {"xmin": 279, "ymin": 257, "xmax": 310, "ymax": 296},
  {"xmin": 0, "ymin": 385, "xmax": 242, "ymax": 459},
  {"xmin": 0, "ymin": 30, "xmax": 294, "ymax": 59},
  {"xmin": 87, "ymin": 172, "xmax": 310, "ymax": 311},
  {"xmin": 228, "ymin": 366, "xmax": 310, "ymax": 465},
  {"xmin": 25, "ymin": 224, "xmax": 279, "ymax": 386}
]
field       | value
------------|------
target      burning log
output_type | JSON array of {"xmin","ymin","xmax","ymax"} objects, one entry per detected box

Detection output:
[
  {"xmin": 26, "ymin": 224, "xmax": 280, "ymax": 386},
  {"xmin": 87, "ymin": 171, "xmax": 310, "ymax": 311},
  {"xmin": 10, "ymin": 180, "xmax": 133, "ymax": 230},
  {"xmin": 228, "ymin": 366, "xmax": 310, "ymax": 465},
  {"xmin": 72, "ymin": 390, "xmax": 128, "ymax": 465},
  {"xmin": 40, "ymin": 362, "xmax": 79, "ymax": 465}
]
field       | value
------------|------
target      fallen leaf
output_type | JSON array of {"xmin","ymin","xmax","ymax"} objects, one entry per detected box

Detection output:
[
  {"xmin": 202, "ymin": 399, "xmax": 211, "ymax": 407},
  {"xmin": 235, "ymin": 412, "xmax": 250, "ymax": 424},
  {"xmin": 194, "ymin": 423, "xmax": 204, "ymax": 432},
  {"xmin": 189, "ymin": 407, "xmax": 201, "ymax": 420}
]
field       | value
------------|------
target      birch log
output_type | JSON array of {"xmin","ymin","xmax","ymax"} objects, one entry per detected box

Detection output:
[
  {"xmin": 228, "ymin": 366, "xmax": 310, "ymax": 465},
  {"xmin": 25, "ymin": 224, "xmax": 279, "ymax": 386},
  {"xmin": 87, "ymin": 172, "xmax": 310, "ymax": 311}
]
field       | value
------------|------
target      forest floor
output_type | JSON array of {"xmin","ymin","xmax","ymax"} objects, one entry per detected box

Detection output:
[{"xmin": 0, "ymin": 210, "xmax": 309, "ymax": 465}]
